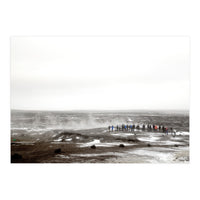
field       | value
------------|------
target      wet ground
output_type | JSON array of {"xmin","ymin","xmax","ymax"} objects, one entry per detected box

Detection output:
[{"xmin": 11, "ymin": 129, "xmax": 189, "ymax": 163}]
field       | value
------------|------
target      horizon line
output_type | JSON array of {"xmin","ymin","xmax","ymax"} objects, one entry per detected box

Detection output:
[{"xmin": 11, "ymin": 108, "xmax": 189, "ymax": 112}]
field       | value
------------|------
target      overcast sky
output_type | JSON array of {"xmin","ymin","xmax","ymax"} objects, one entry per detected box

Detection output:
[{"xmin": 11, "ymin": 36, "xmax": 190, "ymax": 110}]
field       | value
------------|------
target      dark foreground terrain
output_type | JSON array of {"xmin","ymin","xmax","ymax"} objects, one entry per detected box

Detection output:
[{"xmin": 11, "ymin": 129, "xmax": 189, "ymax": 163}]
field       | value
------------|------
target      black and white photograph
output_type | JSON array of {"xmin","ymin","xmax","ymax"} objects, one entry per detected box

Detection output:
[
  {"xmin": 11, "ymin": 36, "xmax": 189, "ymax": 163},
  {"xmin": 1, "ymin": 1, "xmax": 200, "ymax": 200}
]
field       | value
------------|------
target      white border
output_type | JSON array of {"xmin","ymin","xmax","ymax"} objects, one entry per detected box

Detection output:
[{"xmin": 1, "ymin": 1, "xmax": 200, "ymax": 200}]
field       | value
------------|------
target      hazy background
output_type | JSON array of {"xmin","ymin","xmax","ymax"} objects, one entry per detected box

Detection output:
[{"xmin": 11, "ymin": 36, "xmax": 190, "ymax": 110}]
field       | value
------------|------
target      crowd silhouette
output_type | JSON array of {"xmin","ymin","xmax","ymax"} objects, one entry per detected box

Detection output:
[{"xmin": 108, "ymin": 124, "xmax": 176, "ymax": 136}]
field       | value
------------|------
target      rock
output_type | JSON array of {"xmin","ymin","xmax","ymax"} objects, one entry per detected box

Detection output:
[
  {"xmin": 54, "ymin": 148, "xmax": 61, "ymax": 153},
  {"xmin": 11, "ymin": 153, "xmax": 22, "ymax": 160},
  {"xmin": 174, "ymin": 144, "xmax": 179, "ymax": 147},
  {"xmin": 119, "ymin": 144, "xmax": 125, "ymax": 147},
  {"xmin": 128, "ymin": 139, "xmax": 139, "ymax": 143},
  {"xmin": 90, "ymin": 145, "xmax": 96, "ymax": 149},
  {"xmin": 147, "ymin": 143, "xmax": 151, "ymax": 147},
  {"xmin": 185, "ymin": 157, "xmax": 189, "ymax": 161}
]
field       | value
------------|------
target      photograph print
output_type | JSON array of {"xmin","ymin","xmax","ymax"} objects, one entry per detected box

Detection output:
[{"xmin": 11, "ymin": 36, "xmax": 189, "ymax": 163}]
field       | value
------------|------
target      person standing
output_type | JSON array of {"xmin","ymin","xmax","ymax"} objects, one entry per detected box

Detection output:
[
  {"xmin": 170, "ymin": 127, "xmax": 173, "ymax": 135},
  {"xmin": 129, "ymin": 124, "xmax": 132, "ymax": 132},
  {"xmin": 165, "ymin": 127, "xmax": 168, "ymax": 135}
]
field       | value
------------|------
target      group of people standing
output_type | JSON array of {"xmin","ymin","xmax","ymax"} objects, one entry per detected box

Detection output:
[{"xmin": 108, "ymin": 124, "xmax": 177, "ymax": 136}]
